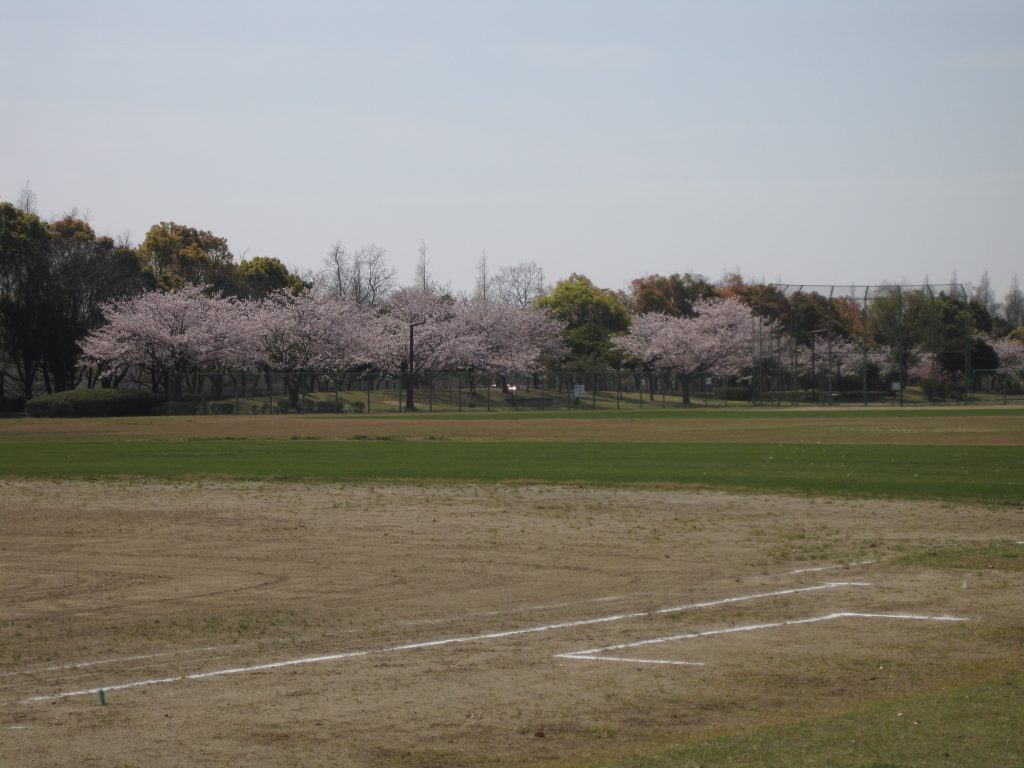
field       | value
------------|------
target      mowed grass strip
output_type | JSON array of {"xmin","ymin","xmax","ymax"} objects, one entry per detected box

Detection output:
[
  {"xmin": 894, "ymin": 541, "xmax": 1024, "ymax": 571},
  {"xmin": 0, "ymin": 440, "xmax": 1020, "ymax": 503},
  {"xmin": 575, "ymin": 673, "xmax": 1023, "ymax": 768}
]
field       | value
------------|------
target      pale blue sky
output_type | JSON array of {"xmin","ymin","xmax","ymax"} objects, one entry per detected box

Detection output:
[{"xmin": 2, "ymin": 1, "xmax": 1022, "ymax": 298}]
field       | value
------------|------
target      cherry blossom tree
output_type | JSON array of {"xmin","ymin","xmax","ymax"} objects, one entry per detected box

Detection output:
[
  {"xmin": 368, "ymin": 288, "xmax": 564, "ymax": 410},
  {"xmin": 375, "ymin": 288, "xmax": 475, "ymax": 410},
  {"xmin": 247, "ymin": 292, "xmax": 377, "ymax": 407},
  {"xmin": 81, "ymin": 287, "xmax": 247, "ymax": 394},
  {"xmin": 615, "ymin": 298, "xmax": 759, "ymax": 404},
  {"xmin": 992, "ymin": 336, "xmax": 1024, "ymax": 382},
  {"xmin": 907, "ymin": 353, "xmax": 945, "ymax": 382},
  {"xmin": 462, "ymin": 299, "xmax": 564, "ymax": 375}
]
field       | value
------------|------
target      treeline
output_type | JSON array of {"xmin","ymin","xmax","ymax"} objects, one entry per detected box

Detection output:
[
  {"xmin": 0, "ymin": 201, "xmax": 308, "ymax": 401},
  {"xmin": 2, "ymin": 196, "xmax": 1023, "ymax": 405},
  {"xmin": 532, "ymin": 272, "xmax": 1023, "ymax": 384},
  {"xmin": 81, "ymin": 286, "xmax": 564, "ymax": 412}
]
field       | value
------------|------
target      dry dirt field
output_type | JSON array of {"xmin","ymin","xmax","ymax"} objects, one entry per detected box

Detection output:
[
  {"xmin": 2, "ymin": 479, "xmax": 1021, "ymax": 767},
  {"xmin": 3, "ymin": 409, "xmax": 1023, "ymax": 445}
]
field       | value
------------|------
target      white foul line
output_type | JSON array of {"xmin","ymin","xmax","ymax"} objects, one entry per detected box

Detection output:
[
  {"xmin": 0, "ymin": 646, "xmax": 234, "ymax": 679},
  {"xmin": 557, "ymin": 611, "xmax": 969, "ymax": 666},
  {"xmin": 566, "ymin": 656, "xmax": 706, "ymax": 667},
  {"xmin": 789, "ymin": 559, "xmax": 875, "ymax": 575},
  {"xmin": 18, "ymin": 582, "xmax": 868, "ymax": 704}
]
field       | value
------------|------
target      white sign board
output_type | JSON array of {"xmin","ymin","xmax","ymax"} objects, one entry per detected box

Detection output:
[{"xmin": 573, "ymin": 384, "xmax": 585, "ymax": 398}]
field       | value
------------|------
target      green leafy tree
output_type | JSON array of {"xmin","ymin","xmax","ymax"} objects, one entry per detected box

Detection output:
[
  {"xmin": 43, "ymin": 216, "xmax": 147, "ymax": 391},
  {"xmin": 784, "ymin": 291, "xmax": 840, "ymax": 341},
  {"xmin": 720, "ymin": 273, "xmax": 792, "ymax": 324},
  {"xmin": 867, "ymin": 286, "xmax": 933, "ymax": 384},
  {"xmin": 238, "ymin": 256, "xmax": 305, "ymax": 298},
  {"xmin": 535, "ymin": 274, "xmax": 630, "ymax": 368},
  {"xmin": 628, "ymin": 273, "xmax": 718, "ymax": 317},
  {"xmin": 2, "ymin": 204, "xmax": 148, "ymax": 398},
  {"xmin": 138, "ymin": 222, "xmax": 236, "ymax": 292},
  {"xmin": 934, "ymin": 293, "xmax": 997, "ymax": 376},
  {"xmin": 0, "ymin": 202, "xmax": 52, "ymax": 398},
  {"xmin": 868, "ymin": 287, "xmax": 989, "ymax": 387}
]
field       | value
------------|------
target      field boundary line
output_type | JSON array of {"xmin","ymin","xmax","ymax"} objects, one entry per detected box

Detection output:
[
  {"xmin": 557, "ymin": 611, "xmax": 969, "ymax": 666},
  {"xmin": 16, "ymin": 581, "xmax": 868, "ymax": 704},
  {"xmin": 0, "ymin": 645, "xmax": 235, "ymax": 679},
  {"xmin": 788, "ymin": 559, "xmax": 875, "ymax": 574}
]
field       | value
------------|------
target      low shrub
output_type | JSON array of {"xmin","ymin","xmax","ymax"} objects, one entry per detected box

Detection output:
[
  {"xmin": 26, "ymin": 388, "xmax": 163, "ymax": 418},
  {"xmin": 0, "ymin": 397, "xmax": 27, "ymax": 413},
  {"xmin": 165, "ymin": 401, "xmax": 199, "ymax": 416},
  {"xmin": 722, "ymin": 387, "xmax": 753, "ymax": 402}
]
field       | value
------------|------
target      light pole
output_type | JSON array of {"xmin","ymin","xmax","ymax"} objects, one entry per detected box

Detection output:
[{"xmin": 405, "ymin": 320, "xmax": 426, "ymax": 412}]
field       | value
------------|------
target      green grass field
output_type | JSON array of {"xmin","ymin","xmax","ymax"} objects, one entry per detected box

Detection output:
[
  {"xmin": 2, "ymin": 407, "xmax": 1022, "ymax": 503},
  {"xmin": 1, "ymin": 439, "xmax": 1021, "ymax": 503}
]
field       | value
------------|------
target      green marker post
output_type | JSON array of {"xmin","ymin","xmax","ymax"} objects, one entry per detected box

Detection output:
[{"xmin": 98, "ymin": 688, "xmax": 106, "ymax": 705}]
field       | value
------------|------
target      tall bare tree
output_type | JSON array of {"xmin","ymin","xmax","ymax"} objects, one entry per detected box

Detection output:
[
  {"xmin": 415, "ymin": 240, "xmax": 433, "ymax": 293},
  {"xmin": 15, "ymin": 182, "xmax": 38, "ymax": 215},
  {"xmin": 493, "ymin": 260, "xmax": 547, "ymax": 308},
  {"xmin": 474, "ymin": 251, "xmax": 492, "ymax": 301},
  {"xmin": 973, "ymin": 271, "xmax": 1000, "ymax": 317},
  {"xmin": 1005, "ymin": 276, "xmax": 1024, "ymax": 327},
  {"xmin": 317, "ymin": 243, "xmax": 396, "ymax": 306}
]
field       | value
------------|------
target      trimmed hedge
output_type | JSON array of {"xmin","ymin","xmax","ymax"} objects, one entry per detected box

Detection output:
[
  {"xmin": 0, "ymin": 397, "xmax": 26, "ymax": 413},
  {"xmin": 26, "ymin": 388, "xmax": 163, "ymax": 418}
]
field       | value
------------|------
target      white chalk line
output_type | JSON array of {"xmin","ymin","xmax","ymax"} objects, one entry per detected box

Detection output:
[
  {"xmin": 564, "ymin": 655, "xmax": 706, "ymax": 667},
  {"xmin": 398, "ymin": 594, "xmax": 631, "ymax": 627},
  {"xmin": 7, "ymin": 595, "xmax": 634, "ymax": 680},
  {"xmin": 17, "ymin": 582, "xmax": 867, "ymax": 704},
  {"xmin": 789, "ymin": 559, "xmax": 875, "ymax": 575},
  {"xmin": 650, "ymin": 581, "xmax": 871, "ymax": 615},
  {"xmin": 1, "ymin": 563, "xmax": 866, "ymax": 679},
  {"xmin": 557, "ymin": 611, "xmax": 969, "ymax": 666},
  {"xmin": 0, "ymin": 645, "xmax": 233, "ymax": 679}
]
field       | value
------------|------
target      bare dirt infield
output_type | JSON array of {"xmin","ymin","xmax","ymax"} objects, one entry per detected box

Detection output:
[
  {"xmin": 3, "ymin": 408, "xmax": 1024, "ymax": 445},
  {"xmin": 2, "ymin": 479, "xmax": 1021, "ymax": 767}
]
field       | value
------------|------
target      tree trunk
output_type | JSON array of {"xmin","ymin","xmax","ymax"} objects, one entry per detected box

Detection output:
[
  {"xmin": 19, "ymin": 355, "xmax": 37, "ymax": 400},
  {"xmin": 405, "ymin": 370, "xmax": 416, "ymax": 411}
]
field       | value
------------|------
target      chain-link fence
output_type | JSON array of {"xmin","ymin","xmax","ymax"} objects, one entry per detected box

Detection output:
[
  {"xmin": 101, "ymin": 361, "xmax": 1023, "ymax": 415},
  {"xmin": 971, "ymin": 369, "xmax": 1024, "ymax": 405},
  {"xmin": 161, "ymin": 370, "xmax": 740, "ymax": 415},
  {"xmin": 751, "ymin": 283, "xmax": 976, "ymax": 406}
]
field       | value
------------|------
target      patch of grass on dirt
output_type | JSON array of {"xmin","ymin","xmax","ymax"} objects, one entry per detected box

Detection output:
[
  {"xmin": 893, "ymin": 542, "xmax": 1024, "ymax": 572},
  {"xmin": 571, "ymin": 674, "xmax": 1023, "ymax": 768}
]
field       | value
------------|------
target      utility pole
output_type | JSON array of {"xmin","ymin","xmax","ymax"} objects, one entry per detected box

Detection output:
[{"xmin": 405, "ymin": 320, "xmax": 426, "ymax": 412}]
